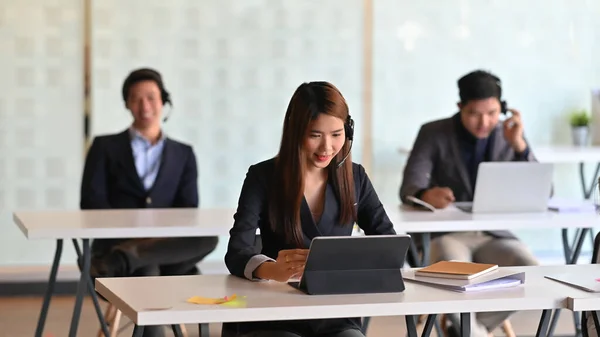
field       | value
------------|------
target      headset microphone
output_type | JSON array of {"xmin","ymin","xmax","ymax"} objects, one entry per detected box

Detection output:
[
  {"xmin": 336, "ymin": 115, "xmax": 355, "ymax": 168},
  {"xmin": 162, "ymin": 100, "xmax": 173, "ymax": 123},
  {"xmin": 336, "ymin": 139, "xmax": 353, "ymax": 168}
]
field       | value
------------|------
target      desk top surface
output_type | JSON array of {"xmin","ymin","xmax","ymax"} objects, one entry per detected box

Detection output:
[
  {"xmin": 96, "ymin": 264, "xmax": 597, "ymax": 326},
  {"xmin": 567, "ymin": 281, "xmax": 600, "ymax": 311},
  {"xmin": 384, "ymin": 204, "xmax": 598, "ymax": 233},
  {"xmin": 13, "ymin": 208, "xmax": 237, "ymax": 239},
  {"xmin": 534, "ymin": 145, "xmax": 600, "ymax": 163},
  {"xmin": 13, "ymin": 204, "xmax": 598, "ymax": 240}
]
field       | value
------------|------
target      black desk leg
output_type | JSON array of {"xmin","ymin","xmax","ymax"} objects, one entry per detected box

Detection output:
[
  {"xmin": 592, "ymin": 311, "xmax": 600, "ymax": 336},
  {"xmin": 535, "ymin": 309, "xmax": 552, "ymax": 337},
  {"xmin": 199, "ymin": 323, "xmax": 209, "ymax": 337},
  {"xmin": 34, "ymin": 239, "xmax": 63, "ymax": 337},
  {"xmin": 172, "ymin": 324, "xmax": 184, "ymax": 337},
  {"xmin": 72, "ymin": 239, "xmax": 110, "ymax": 337},
  {"xmin": 406, "ymin": 315, "xmax": 418, "ymax": 337},
  {"xmin": 549, "ymin": 227, "xmax": 590, "ymax": 337},
  {"xmin": 421, "ymin": 314, "xmax": 437, "ymax": 337},
  {"xmin": 420, "ymin": 233, "xmax": 431, "ymax": 267},
  {"xmin": 68, "ymin": 239, "xmax": 90, "ymax": 337},
  {"xmin": 460, "ymin": 313, "xmax": 471, "ymax": 337},
  {"xmin": 579, "ymin": 162, "xmax": 600, "ymax": 200},
  {"xmin": 417, "ymin": 233, "xmax": 443, "ymax": 337},
  {"xmin": 132, "ymin": 325, "xmax": 145, "ymax": 337}
]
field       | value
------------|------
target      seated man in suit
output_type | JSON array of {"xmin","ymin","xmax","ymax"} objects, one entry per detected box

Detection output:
[
  {"xmin": 399, "ymin": 69, "xmax": 538, "ymax": 337},
  {"xmin": 80, "ymin": 68, "xmax": 218, "ymax": 286}
]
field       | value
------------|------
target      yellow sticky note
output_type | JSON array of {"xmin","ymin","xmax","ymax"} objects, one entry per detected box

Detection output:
[{"xmin": 187, "ymin": 294, "xmax": 238, "ymax": 305}]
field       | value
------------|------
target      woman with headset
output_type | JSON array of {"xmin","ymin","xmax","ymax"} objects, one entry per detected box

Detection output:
[{"xmin": 224, "ymin": 81, "xmax": 396, "ymax": 337}]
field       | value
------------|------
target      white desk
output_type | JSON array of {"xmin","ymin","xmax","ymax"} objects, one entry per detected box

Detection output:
[
  {"xmin": 568, "ymin": 296, "xmax": 600, "ymax": 312},
  {"xmin": 13, "ymin": 208, "xmax": 237, "ymax": 337},
  {"xmin": 385, "ymin": 203, "xmax": 599, "ymax": 337},
  {"xmin": 384, "ymin": 204, "xmax": 597, "ymax": 266},
  {"xmin": 14, "ymin": 208, "xmax": 237, "ymax": 239},
  {"xmin": 95, "ymin": 265, "xmax": 596, "ymax": 337},
  {"xmin": 385, "ymin": 204, "xmax": 598, "ymax": 233},
  {"xmin": 534, "ymin": 146, "xmax": 600, "ymax": 164},
  {"xmin": 564, "ymin": 268, "xmax": 600, "ymax": 336}
]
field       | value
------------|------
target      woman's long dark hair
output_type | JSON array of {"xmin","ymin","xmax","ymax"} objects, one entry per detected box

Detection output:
[{"xmin": 268, "ymin": 81, "xmax": 356, "ymax": 247}]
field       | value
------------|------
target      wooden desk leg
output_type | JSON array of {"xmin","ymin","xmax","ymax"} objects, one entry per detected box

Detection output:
[
  {"xmin": 132, "ymin": 325, "xmax": 144, "ymax": 337},
  {"xmin": 501, "ymin": 320, "xmax": 515, "ymax": 337},
  {"xmin": 35, "ymin": 239, "xmax": 63, "ymax": 337}
]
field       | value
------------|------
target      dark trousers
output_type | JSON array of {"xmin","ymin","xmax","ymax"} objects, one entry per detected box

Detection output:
[{"xmin": 91, "ymin": 236, "xmax": 219, "ymax": 337}]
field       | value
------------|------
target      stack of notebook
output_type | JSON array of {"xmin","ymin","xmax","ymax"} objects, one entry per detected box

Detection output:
[
  {"xmin": 403, "ymin": 261, "xmax": 525, "ymax": 292},
  {"xmin": 415, "ymin": 261, "xmax": 498, "ymax": 280}
]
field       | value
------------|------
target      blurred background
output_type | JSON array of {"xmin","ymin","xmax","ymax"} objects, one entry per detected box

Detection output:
[{"xmin": 2, "ymin": 0, "xmax": 600, "ymax": 284}]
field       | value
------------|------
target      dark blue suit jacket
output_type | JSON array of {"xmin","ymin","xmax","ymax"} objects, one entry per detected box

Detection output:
[{"xmin": 80, "ymin": 129, "xmax": 198, "ymax": 253}]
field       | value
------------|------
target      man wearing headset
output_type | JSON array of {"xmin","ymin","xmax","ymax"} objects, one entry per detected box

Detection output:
[
  {"xmin": 80, "ymin": 68, "xmax": 218, "ymax": 337},
  {"xmin": 399, "ymin": 69, "xmax": 538, "ymax": 337}
]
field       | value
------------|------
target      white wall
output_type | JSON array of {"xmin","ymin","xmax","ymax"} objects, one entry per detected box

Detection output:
[
  {"xmin": 89, "ymin": 0, "xmax": 364, "ymax": 268},
  {"xmin": 371, "ymin": 0, "xmax": 600, "ymax": 257},
  {"xmin": 0, "ymin": 0, "xmax": 84, "ymax": 269},
  {"xmin": 2, "ymin": 0, "xmax": 600, "ymax": 276}
]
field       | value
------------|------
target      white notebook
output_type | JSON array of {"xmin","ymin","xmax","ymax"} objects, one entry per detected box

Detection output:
[{"xmin": 403, "ymin": 268, "xmax": 525, "ymax": 293}]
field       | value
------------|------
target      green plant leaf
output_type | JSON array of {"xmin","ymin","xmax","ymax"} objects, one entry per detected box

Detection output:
[{"xmin": 569, "ymin": 109, "xmax": 591, "ymax": 127}]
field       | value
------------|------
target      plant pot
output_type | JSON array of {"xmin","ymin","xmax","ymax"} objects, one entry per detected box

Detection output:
[{"xmin": 572, "ymin": 126, "xmax": 590, "ymax": 146}]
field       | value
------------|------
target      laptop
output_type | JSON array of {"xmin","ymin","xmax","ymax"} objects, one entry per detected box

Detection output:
[
  {"xmin": 455, "ymin": 162, "xmax": 553, "ymax": 213},
  {"xmin": 288, "ymin": 235, "xmax": 411, "ymax": 295}
]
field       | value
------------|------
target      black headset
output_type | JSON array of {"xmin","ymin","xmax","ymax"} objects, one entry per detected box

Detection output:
[
  {"xmin": 494, "ymin": 77, "xmax": 509, "ymax": 115},
  {"xmin": 337, "ymin": 114, "xmax": 354, "ymax": 168},
  {"xmin": 500, "ymin": 100, "xmax": 508, "ymax": 115},
  {"xmin": 122, "ymin": 68, "xmax": 173, "ymax": 122}
]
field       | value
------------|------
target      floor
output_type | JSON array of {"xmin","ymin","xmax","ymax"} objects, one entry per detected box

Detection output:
[{"xmin": 0, "ymin": 295, "xmax": 581, "ymax": 337}]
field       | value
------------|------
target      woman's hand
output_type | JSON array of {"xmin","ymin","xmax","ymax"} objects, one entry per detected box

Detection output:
[{"xmin": 254, "ymin": 249, "xmax": 309, "ymax": 282}]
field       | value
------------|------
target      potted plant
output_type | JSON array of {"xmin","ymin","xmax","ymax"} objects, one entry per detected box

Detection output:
[{"xmin": 569, "ymin": 109, "xmax": 591, "ymax": 146}]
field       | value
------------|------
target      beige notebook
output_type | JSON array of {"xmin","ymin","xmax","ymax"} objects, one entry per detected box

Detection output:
[{"xmin": 415, "ymin": 261, "xmax": 498, "ymax": 280}]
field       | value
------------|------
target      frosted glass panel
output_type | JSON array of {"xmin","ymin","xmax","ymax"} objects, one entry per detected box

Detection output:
[
  {"xmin": 372, "ymin": 0, "xmax": 600, "ymax": 257},
  {"xmin": 90, "ymin": 0, "xmax": 364, "ymax": 209},
  {"xmin": 90, "ymin": 0, "xmax": 363, "ymax": 266},
  {"xmin": 0, "ymin": 0, "xmax": 84, "ymax": 266}
]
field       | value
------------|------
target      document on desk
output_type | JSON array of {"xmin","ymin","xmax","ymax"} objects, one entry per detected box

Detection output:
[
  {"xmin": 403, "ymin": 269, "xmax": 525, "ymax": 293},
  {"xmin": 547, "ymin": 197, "xmax": 597, "ymax": 213},
  {"xmin": 545, "ymin": 274, "xmax": 600, "ymax": 292},
  {"xmin": 405, "ymin": 196, "xmax": 462, "ymax": 213}
]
